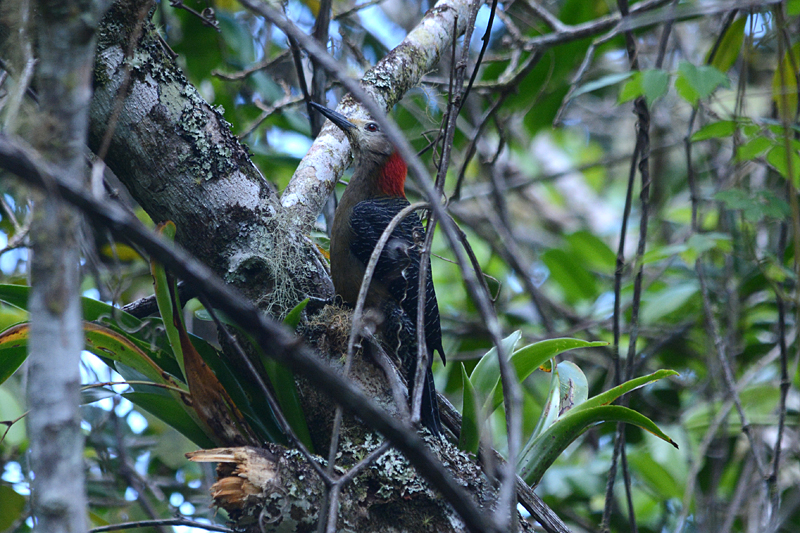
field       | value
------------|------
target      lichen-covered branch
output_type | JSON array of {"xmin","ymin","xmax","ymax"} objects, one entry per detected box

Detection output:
[
  {"xmin": 89, "ymin": 0, "xmax": 332, "ymax": 311},
  {"xmin": 278, "ymin": 0, "xmax": 473, "ymax": 226},
  {"xmin": 188, "ymin": 443, "xmax": 535, "ymax": 533}
]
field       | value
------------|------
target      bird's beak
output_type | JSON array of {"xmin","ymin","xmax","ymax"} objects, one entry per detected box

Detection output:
[{"xmin": 309, "ymin": 102, "xmax": 356, "ymax": 133}]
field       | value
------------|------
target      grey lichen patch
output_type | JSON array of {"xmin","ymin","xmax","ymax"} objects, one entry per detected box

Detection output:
[
  {"xmin": 371, "ymin": 447, "xmax": 432, "ymax": 500},
  {"xmin": 175, "ymin": 84, "xmax": 237, "ymax": 181},
  {"xmin": 92, "ymin": 47, "xmax": 117, "ymax": 88}
]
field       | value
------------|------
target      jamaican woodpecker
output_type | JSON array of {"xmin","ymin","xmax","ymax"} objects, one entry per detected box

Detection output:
[{"xmin": 311, "ymin": 102, "xmax": 444, "ymax": 435}]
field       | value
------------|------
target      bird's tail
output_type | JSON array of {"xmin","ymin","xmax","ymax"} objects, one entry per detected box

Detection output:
[
  {"xmin": 419, "ymin": 366, "xmax": 443, "ymax": 436},
  {"xmin": 383, "ymin": 303, "xmax": 443, "ymax": 436}
]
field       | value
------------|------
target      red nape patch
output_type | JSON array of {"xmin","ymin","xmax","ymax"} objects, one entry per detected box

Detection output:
[{"xmin": 379, "ymin": 151, "xmax": 408, "ymax": 197}]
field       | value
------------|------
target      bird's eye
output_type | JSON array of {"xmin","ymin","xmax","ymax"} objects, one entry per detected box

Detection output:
[{"xmin": 365, "ymin": 123, "xmax": 379, "ymax": 132}]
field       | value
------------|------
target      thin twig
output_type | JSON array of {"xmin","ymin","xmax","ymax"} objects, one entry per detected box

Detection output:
[
  {"xmin": 168, "ymin": 0, "xmax": 220, "ymax": 30},
  {"xmin": 90, "ymin": 518, "xmax": 231, "ymax": 533},
  {"xmin": 212, "ymin": 50, "xmax": 290, "ymax": 80},
  {"xmin": 110, "ymin": 399, "xmax": 169, "ymax": 533},
  {"xmin": 324, "ymin": 441, "xmax": 392, "ymax": 532},
  {"xmin": 333, "ymin": 0, "xmax": 385, "ymax": 20},
  {"xmin": 457, "ymin": 0, "xmax": 497, "ymax": 115},
  {"xmin": 525, "ymin": 0, "xmax": 568, "ymax": 32},
  {"xmin": 769, "ymin": 10, "xmax": 798, "ymax": 530},
  {"xmin": 239, "ymin": 92, "xmax": 303, "ymax": 139},
  {"xmin": 674, "ymin": 342, "xmax": 784, "ymax": 531},
  {"xmin": 2, "ymin": 0, "xmax": 35, "ymax": 134}
]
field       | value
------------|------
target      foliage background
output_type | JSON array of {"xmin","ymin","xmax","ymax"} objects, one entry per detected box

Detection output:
[{"xmin": 1, "ymin": 0, "xmax": 799, "ymax": 531}]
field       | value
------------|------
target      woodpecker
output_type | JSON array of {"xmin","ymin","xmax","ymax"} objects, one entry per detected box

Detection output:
[{"xmin": 310, "ymin": 101, "xmax": 444, "ymax": 435}]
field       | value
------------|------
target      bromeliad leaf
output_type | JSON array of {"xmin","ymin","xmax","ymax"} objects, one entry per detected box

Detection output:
[
  {"xmin": 151, "ymin": 221, "xmax": 185, "ymax": 380},
  {"xmin": 0, "ymin": 323, "xmax": 28, "ymax": 385},
  {"xmin": 458, "ymin": 363, "xmax": 480, "ymax": 454},
  {"xmin": 483, "ymin": 338, "xmax": 606, "ymax": 414},
  {"xmin": 469, "ymin": 330, "xmax": 522, "ymax": 395},
  {"xmin": 569, "ymin": 369, "xmax": 679, "ymax": 415},
  {"xmin": 125, "ymin": 391, "xmax": 216, "ymax": 448},
  {"xmin": 151, "ymin": 229, "xmax": 261, "ymax": 448},
  {"xmin": 518, "ymin": 404, "xmax": 678, "ymax": 486}
]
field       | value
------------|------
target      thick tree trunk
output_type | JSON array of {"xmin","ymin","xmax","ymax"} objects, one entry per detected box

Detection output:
[
  {"xmin": 89, "ymin": 1, "xmax": 332, "ymax": 313},
  {"xmin": 26, "ymin": 1, "xmax": 106, "ymax": 531}
]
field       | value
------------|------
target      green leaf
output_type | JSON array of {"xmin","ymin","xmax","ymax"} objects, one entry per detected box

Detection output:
[
  {"xmin": 619, "ymin": 71, "xmax": 644, "ymax": 103},
  {"xmin": 83, "ymin": 323, "xmax": 186, "ymax": 387},
  {"xmin": 707, "ymin": 17, "xmax": 746, "ymax": 72},
  {"xmin": 518, "ymin": 405, "xmax": 678, "ymax": 485},
  {"xmin": 533, "ymin": 371, "xmax": 562, "ymax": 440},
  {"xmin": 283, "ymin": 298, "xmax": 309, "ymax": 330},
  {"xmin": 190, "ymin": 332, "xmax": 286, "ymax": 445},
  {"xmin": 469, "ymin": 330, "xmax": 522, "ymax": 395},
  {"xmin": 262, "ymin": 356, "xmax": 314, "ymax": 451},
  {"xmin": 718, "ymin": 187, "xmax": 772, "ymax": 222},
  {"xmin": 572, "ymin": 72, "xmax": 634, "ymax": 98},
  {"xmin": 0, "ymin": 323, "xmax": 28, "ymax": 385},
  {"xmin": 642, "ymin": 243, "xmax": 688, "ymax": 265},
  {"xmin": 640, "ymin": 69, "xmax": 669, "ymax": 107},
  {"xmin": 0, "ymin": 321, "xmax": 185, "ymax": 389},
  {"xmin": 682, "ymin": 233, "xmax": 732, "ymax": 262},
  {"xmin": 0, "ymin": 387, "xmax": 26, "ymax": 446},
  {"xmin": 735, "ymin": 136, "xmax": 773, "ymax": 162},
  {"xmin": 124, "ymin": 391, "xmax": 216, "ymax": 448},
  {"xmin": 773, "ymin": 43, "xmax": 800, "ymax": 123},
  {"xmin": 0, "ymin": 303, "xmax": 25, "ymax": 332},
  {"xmin": 714, "ymin": 189, "xmax": 752, "ymax": 210},
  {"xmin": 541, "ymin": 248, "xmax": 598, "ymax": 303},
  {"xmin": 150, "ymin": 222, "xmax": 185, "ymax": 380},
  {"xmin": 675, "ymin": 62, "xmax": 729, "ymax": 106},
  {"xmin": 0, "ymin": 283, "xmax": 149, "ymax": 334},
  {"xmin": 485, "ymin": 338, "xmax": 607, "ymax": 414},
  {"xmin": 628, "ymin": 445, "xmax": 684, "ymax": 500},
  {"xmin": 641, "ymin": 282, "xmax": 699, "ymax": 325},
  {"xmin": 458, "ymin": 363, "xmax": 480, "ymax": 454},
  {"xmin": 555, "ymin": 360, "xmax": 589, "ymax": 414},
  {"xmin": 80, "ymin": 386, "xmax": 118, "ymax": 404},
  {"xmin": 0, "ymin": 485, "xmax": 25, "ymax": 531},
  {"xmin": 690, "ymin": 120, "xmax": 736, "ymax": 142},
  {"xmin": 571, "ymin": 369, "xmax": 679, "ymax": 414},
  {"xmin": 789, "ymin": 0, "xmax": 800, "ymax": 16},
  {"xmin": 767, "ymin": 145, "xmax": 800, "ymax": 187},
  {"xmin": 565, "ymin": 231, "xmax": 616, "ymax": 274}
]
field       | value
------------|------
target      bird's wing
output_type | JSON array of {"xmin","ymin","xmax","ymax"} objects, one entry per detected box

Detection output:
[{"xmin": 349, "ymin": 198, "xmax": 445, "ymax": 365}]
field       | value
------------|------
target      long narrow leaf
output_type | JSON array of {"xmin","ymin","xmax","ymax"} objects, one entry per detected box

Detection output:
[
  {"xmin": 0, "ymin": 283, "xmax": 184, "ymax": 379},
  {"xmin": 458, "ymin": 363, "xmax": 480, "ymax": 454},
  {"xmin": 484, "ymin": 338, "xmax": 607, "ymax": 413},
  {"xmin": 190, "ymin": 335, "xmax": 286, "ymax": 444},
  {"xmin": 569, "ymin": 369, "xmax": 679, "ymax": 415},
  {"xmin": 518, "ymin": 405, "xmax": 678, "ymax": 486},
  {"xmin": 124, "ymin": 391, "xmax": 216, "ymax": 448},
  {"xmin": 151, "ymin": 222, "xmax": 185, "ymax": 380},
  {"xmin": 469, "ymin": 330, "xmax": 521, "ymax": 394},
  {"xmin": 0, "ymin": 323, "xmax": 29, "ymax": 385}
]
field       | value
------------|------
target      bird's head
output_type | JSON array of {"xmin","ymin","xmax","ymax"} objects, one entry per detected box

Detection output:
[{"xmin": 311, "ymin": 101, "xmax": 407, "ymax": 197}]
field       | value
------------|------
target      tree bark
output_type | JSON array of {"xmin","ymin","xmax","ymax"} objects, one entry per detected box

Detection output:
[
  {"xmin": 26, "ymin": 1, "xmax": 106, "ymax": 531},
  {"xmin": 187, "ymin": 442, "xmax": 533, "ymax": 533},
  {"xmin": 89, "ymin": 0, "xmax": 332, "ymax": 314}
]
